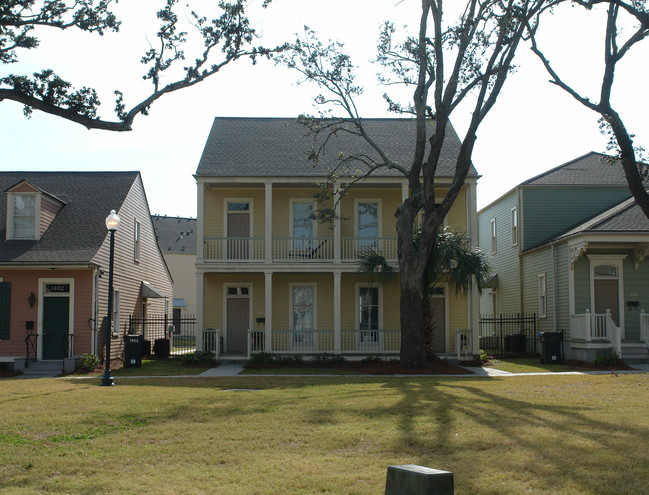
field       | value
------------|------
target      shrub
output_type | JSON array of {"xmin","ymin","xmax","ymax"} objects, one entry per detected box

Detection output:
[
  {"xmin": 360, "ymin": 355, "xmax": 383, "ymax": 364},
  {"xmin": 77, "ymin": 353, "xmax": 100, "ymax": 373},
  {"xmin": 313, "ymin": 353, "xmax": 346, "ymax": 365},
  {"xmin": 593, "ymin": 349, "xmax": 621, "ymax": 368},
  {"xmin": 249, "ymin": 352, "xmax": 276, "ymax": 365},
  {"xmin": 181, "ymin": 351, "xmax": 216, "ymax": 366},
  {"xmin": 276, "ymin": 354, "xmax": 303, "ymax": 365}
]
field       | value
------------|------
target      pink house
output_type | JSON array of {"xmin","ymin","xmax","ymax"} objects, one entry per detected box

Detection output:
[{"xmin": 0, "ymin": 172, "xmax": 172, "ymax": 373}]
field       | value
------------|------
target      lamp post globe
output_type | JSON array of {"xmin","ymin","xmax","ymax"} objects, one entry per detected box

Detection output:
[{"xmin": 100, "ymin": 210, "xmax": 120, "ymax": 386}]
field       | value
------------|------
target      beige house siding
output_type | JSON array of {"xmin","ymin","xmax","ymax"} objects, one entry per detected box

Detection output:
[
  {"xmin": 164, "ymin": 252, "xmax": 197, "ymax": 314},
  {"xmin": 93, "ymin": 176, "xmax": 172, "ymax": 359}
]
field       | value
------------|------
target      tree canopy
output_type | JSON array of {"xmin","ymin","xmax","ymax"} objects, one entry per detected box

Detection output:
[{"xmin": 0, "ymin": 0, "xmax": 280, "ymax": 131}]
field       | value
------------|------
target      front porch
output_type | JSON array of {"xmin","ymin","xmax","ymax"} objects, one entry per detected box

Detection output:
[{"xmin": 569, "ymin": 310, "xmax": 649, "ymax": 362}]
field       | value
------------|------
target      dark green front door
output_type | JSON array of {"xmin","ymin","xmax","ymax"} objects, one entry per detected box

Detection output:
[{"xmin": 43, "ymin": 297, "xmax": 69, "ymax": 359}]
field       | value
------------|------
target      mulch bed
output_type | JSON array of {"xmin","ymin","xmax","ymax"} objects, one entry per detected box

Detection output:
[{"xmin": 245, "ymin": 358, "xmax": 475, "ymax": 375}]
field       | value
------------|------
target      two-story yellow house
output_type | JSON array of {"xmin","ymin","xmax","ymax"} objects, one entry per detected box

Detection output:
[{"xmin": 195, "ymin": 117, "xmax": 480, "ymax": 358}]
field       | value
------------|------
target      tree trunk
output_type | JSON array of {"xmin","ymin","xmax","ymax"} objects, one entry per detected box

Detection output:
[{"xmin": 399, "ymin": 272, "xmax": 426, "ymax": 368}]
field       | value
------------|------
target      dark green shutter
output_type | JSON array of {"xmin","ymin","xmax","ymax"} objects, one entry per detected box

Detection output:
[{"xmin": 0, "ymin": 282, "xmax": 10, "ymax": 340}]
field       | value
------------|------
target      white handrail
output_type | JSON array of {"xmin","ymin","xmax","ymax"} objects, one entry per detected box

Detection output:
[{"xmin": 455, "ymin": 329, "xmax": 473, "ymax": 361}]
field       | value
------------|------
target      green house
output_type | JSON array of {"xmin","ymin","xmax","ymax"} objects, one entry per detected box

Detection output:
[{"xmin": 478, "ymin": 152, "xmax": 649, "ymax": 363}]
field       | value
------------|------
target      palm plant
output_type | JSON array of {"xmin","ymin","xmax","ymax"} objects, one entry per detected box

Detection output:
[{"xmin": 358, "ymin": 227, "xmax": 490, "ymax": 359}]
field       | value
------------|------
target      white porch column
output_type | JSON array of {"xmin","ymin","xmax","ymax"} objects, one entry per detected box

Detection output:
[
  {"xmin": 401, "ymin": 181, "xmax": 409, "ymax": 203},
  {"xmin": 197, "ymin": 180, "xmax": 205, "ymax": 261},
  {"xmin": 466, "ymin": 181, "xmax": 480, "ymax": 354},
  {"xmin": 265, "ymin": 271, "xmax": 273, "ymax": 352},
  {"xmin": 334, "ymin": 271, "xmax": 341, "ymax": 353},
  {"xmin": 334, "ymin": 182, "xmax": 341, "ymax": 263},
  {"xmin": 195, "ymin": 271, "xmax": 205, "ymax": 351},
  {"xmin": 265, "ymin": 181, "xmax": 273, "ymax": 263}
]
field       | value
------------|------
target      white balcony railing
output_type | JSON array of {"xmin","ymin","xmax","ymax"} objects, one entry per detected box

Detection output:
[
  {"xmin": 341, "ymin": 237, "xmax": 398, "ymax": 261},
  {"xmin": 272, "ymin": 237, "xmax": 334, "ymax": 261},
  {"xmin": 203, "ymin": 237, "xmax": 264, "ymax": 262},
  {"xmin": 203, "ymin": 236, "xmax": 398, "ymax": 263}
]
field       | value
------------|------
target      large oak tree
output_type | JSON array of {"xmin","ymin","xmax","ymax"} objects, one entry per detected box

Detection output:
[{"xmin": 280, "ymin": 0, "xmax": 559, "ymax": 368}]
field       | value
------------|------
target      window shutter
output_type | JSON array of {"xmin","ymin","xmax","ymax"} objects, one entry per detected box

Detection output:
[{"xmin": 0, "ymin": 282, "xmax": 11, "ymax": 340}]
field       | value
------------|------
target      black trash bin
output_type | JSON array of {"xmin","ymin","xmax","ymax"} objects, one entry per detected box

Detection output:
[
  {"xmin": 124, "ymin": 334, "xmax": 143, "ymax": 368},
  {"xmin": 539, "ymin": 331, "xmax": 563, "ymax": 364},
  {"xmin": 154, "ymin": 338, "xmax": 170, "ymax": 359}
]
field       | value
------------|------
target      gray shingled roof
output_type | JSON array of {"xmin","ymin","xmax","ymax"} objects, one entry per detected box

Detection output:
[
  {"xmin": 196, "ymin": 117, "xmax": 478, "ymax": 178},
  {"xmin": 152, "ymin": 216, "xmax": 197, "ymax": 254},
  {"xmin": 523, "ymin": 152, "xmax": 634, "ymax": 186},
  {"xmin": 552, "ymin": 196, "xmax": 649, "ymax": 242},
  {"xmin": 0, "ymin": 172, "xmax": 138, "ymax": 264}
]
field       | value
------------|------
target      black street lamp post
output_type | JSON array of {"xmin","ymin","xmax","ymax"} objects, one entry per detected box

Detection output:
[{"xmin": 100, "ymin": 210, "xmax": 120, "ymax": 386}]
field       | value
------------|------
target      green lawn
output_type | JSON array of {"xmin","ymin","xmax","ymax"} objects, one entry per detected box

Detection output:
[
  {"xmin": 1, "ymin": 373, "xmax": 648, "ymax": 494},
  {"xmin": 486, "ymin": 357, "xmax": 598, "ymax": 374}
]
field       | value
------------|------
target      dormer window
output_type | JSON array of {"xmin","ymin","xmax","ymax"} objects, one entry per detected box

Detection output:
[{"xmin": 7, "ymin": 192, "xmax": 40, "ymax": 240}]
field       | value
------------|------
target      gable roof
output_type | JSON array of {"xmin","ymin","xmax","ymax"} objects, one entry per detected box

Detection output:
[
  {"xmin": 522, "ymin": 152, "xmax": 634, "ymax": 187},
  {"xmin": 551, "ymin": 196, "xmax": 649, "ymax": 243},
  {"xmin": 0, "ymin": 171, "xmax": 139, "ymax": 264},
  {"xmin": 195, "ymin": 117, "xmax": 478, "ymax": 178},
  {"xmin": 152, "ymin": 216, "xmax": 197, "ymax": 254}
]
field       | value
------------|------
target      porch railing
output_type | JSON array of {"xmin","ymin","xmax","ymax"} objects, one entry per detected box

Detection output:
[
  {"xmin": 272, "ymin": 237, "xmax": 334, "ymax": 261},
  {"xmin": 246, "ymin": 329, "xmax": 401, "ymax": 355},
  {"xmin": 24, "ymin": 333, "xmax": 38, "ymax": 368},
  {"xmin": 340, "ymin": 329, "xmax": 400, "ymax": 354},
  {"xmin": 204, "ymin": 237, "xmax": 265, "ymax": 261},
  {"xmin": 203, "ymin": 328, "xmax": 221, "ymax": 359},
  {"xmin": 203, "ymin": 236, "xmax": 399, "ymax": 262},
  {"xmin": 641, "ymin": 310, "xmax": 649, "ymax": 347},
  {"xmin": 571, "ymin": 309, "xmax": 622, "ymax": 354},
  {"xmin": 341, "ymin": 237, "xmax": 398, "ymax": 261},
  {"xmin": 455, "ymin": 329, "xmax": 473, "ymax": 361}
]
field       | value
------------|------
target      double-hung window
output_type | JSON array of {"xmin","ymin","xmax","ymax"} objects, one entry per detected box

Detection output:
[
  {"xmin": 511, "ymin": 207, "xmax": 518, "ymax": 247},
  {"xmin": 357, "ymin": 201, "xmax": 379, "ymax": 249},
  {"xmin": 538, "ymin": 273, "xmax": 547, "ymax": 319},
  {"xmin": 292, "ymin": 201, "xmax": 314, "ymax": 251},
  {"xmin": 12, "ymin": 194, "xmax": 37, "ymax": 239},
  {"xmin": 359, "ymin": 287, "xmax": 379, "ymax": 344}
]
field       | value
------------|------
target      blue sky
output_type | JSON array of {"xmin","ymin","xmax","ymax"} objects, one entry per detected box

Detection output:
[{"xmin": 1, "ymin": 0, "xmax": 646, "ymax": 219}]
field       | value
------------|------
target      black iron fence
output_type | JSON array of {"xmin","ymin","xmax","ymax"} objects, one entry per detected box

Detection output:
[
  {"xmin": 479, "ymin": 313, "xmax": 537, "ymax": 355},
  {"xmin": 128, "ymin": 313, "xmax": 196, "ymax": 356}
]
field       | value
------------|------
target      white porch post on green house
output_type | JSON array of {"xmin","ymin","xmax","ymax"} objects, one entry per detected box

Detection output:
[{"xmin": 265, "ymin": 271, "xmax": 273, "ymax": 352}]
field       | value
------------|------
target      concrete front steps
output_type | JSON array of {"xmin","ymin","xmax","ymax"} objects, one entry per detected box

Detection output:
[
  {"xmin": 621, "ymin": 342, "xmax": 649, "ymax": 364},
  {"xmin": 19, "ymin": 360, "xmax": 64, "ymax": 378}
]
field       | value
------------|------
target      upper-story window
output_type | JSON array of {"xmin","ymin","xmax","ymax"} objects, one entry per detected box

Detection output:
[
  {"xmin": 134, "ymin": 220, "xmax": 141, "ymax": 262},
  {"xmin": 291, "ymin": 200, "xmax": 315, "ymax": 249},
  {"xmin": 490, "ymin": 218, "xmax": 497, "ymax": 254},
  {"xmin": 511, "ymin": 207, "xmax": 518, "ymax": 246},
  {"xmin": 356, "ymin": 200, "xmax": 381, "ymax": 249},
  {"xmin": 7, "ymin": 192, "xmax": 40, "ymax": 240}
]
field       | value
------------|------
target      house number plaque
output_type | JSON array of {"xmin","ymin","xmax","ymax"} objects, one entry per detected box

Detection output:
[{"xmin": 45, "ymin": 284, "xmax": 70, "ymax": 293}]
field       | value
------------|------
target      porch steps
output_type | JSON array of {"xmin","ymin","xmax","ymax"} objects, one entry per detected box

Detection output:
[
  {"xmin": 19, "ymin": 360, "xmax": 63, "ymax": 378},
  {"xmin": 621, "ymin": 343, "xmax": 649, "ymax": 364}
]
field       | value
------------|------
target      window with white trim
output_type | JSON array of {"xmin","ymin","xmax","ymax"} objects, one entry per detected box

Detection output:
[
  {"xmin": 291, "ymin": 200, "xmax": 314, "ymax": 250},
  {"xmin": 291, "ymin": 285, "xmax": 315, "ymax": 344},
  {"xmin": 358, "ymin": 286, "xmax": 379, "ymax": 343},
  {"xmin": 538, "ymin": 273, "xmax": 547, "ymax": 318},
  {"xmin": 9, "ymin": 193, "xmax": 38, "ymax": 239},
  {"xmin": 490, "ymin": 218, "xmax": 497, "ymax": 254},
  {"xmin": 357, "ymin": 200, "xmax": 380, "ymax": 249},
  {"xmin": 134, "ymin": 220, "xmax": 141, "ymax": 262},
  {"xmin": 511, "ymin": 207, "xmax": 518, "ymax": 246}
]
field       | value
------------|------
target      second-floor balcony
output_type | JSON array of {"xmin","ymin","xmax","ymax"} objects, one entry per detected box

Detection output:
[{"xmin": 202, "ymin": 236, "xmax": 399, "ymax": 263}]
